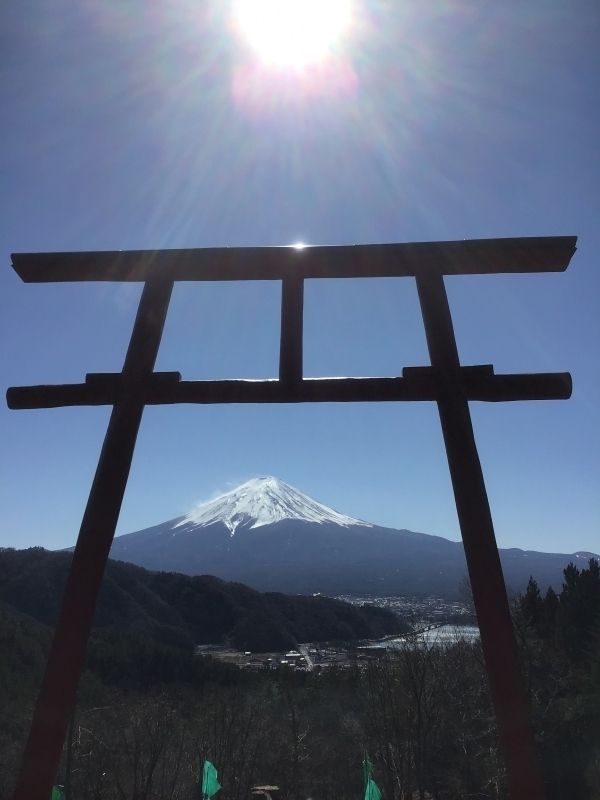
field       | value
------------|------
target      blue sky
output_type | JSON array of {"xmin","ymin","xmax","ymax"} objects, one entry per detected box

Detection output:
[{"xmin": 1, "ymin": 0, "xmax": 599, "ymax": 555}]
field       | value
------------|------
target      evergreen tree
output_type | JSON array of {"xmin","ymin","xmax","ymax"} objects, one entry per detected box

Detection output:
[
  {"xmin": 541, "ymin": 586, "xmax": 559, "ymax": 640},
  {"xmin": 521, "ymin": 576, "xmax": 544, "ymax": 631},
  {"xmin": 558, "ymin": 558, "xmax": 600, "ymax": 661}
]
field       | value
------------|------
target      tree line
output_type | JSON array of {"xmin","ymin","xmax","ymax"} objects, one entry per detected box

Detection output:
[
  {"xmin": 0, "ymin": 548, "xmax": 407, "ymax": 654},
  {"xmin": 1, "ymin": 559, "xmax": 599, "ymax": 799}
]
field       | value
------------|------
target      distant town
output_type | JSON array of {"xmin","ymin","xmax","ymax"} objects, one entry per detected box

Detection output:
[
  {"xmin": 195, "ymin": 595, "xmax": 478, "ymax": 672},
  {"xmin": 333, "ymin": 594, "xmax": 475, "ymax": 624}
]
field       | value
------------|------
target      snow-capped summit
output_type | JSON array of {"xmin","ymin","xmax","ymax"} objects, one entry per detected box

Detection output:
[{"xmin": 174, "ymin": 476, "xmax": 373, "ymax": 535}]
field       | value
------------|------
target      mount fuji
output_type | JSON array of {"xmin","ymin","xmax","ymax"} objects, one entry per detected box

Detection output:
[
  {"xmin": 109, "ymin": 477, "xmax": 595, "ymax": 597},
  {"xmin": 173, "ymin": 476, "xmax": 373, "ymax": 535}
]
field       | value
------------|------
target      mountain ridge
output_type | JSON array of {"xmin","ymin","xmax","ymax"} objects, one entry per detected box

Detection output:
[
  {"xmin": 0, "ymin": 547, "xmax": 407, "ymax": 652},
  {"xmin": 108, "ymin": 477, "xmax": 596, "ymax": 597}
]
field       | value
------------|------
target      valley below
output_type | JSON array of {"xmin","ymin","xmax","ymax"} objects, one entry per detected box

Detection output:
[{"xmin": 2, "ymin": 478, "xmax": 598, "ymax": 800}]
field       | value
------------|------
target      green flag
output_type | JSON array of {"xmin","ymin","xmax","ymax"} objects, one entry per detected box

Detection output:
[
  {"xmin": 365, "ymin": 777, "xmax": 382, "ymax": 800},
  {"xmin": 362, "ymin": 754, "xmax": 382, "ymax": 800},
  {"xmin": 50, "ymin": 787, "xmax": 64, "ymax": 800},
  {"xmin": 201, "ymin": 760, "xmax": 221, "ymax": 800}
]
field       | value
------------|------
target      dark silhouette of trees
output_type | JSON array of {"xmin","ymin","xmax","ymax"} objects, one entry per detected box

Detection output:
[
  {"xmin": 517, "ymin": 558, "xmax": 600, "ymax": 799},
  {"xmin": 2, "ymin": 555, "xmax": 600, "ymax": 799}
]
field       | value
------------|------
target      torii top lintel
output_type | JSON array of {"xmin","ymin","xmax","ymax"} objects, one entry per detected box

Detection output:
[
  {"xmin": 7, "ymin": 235, "xmax": 577, "ymax": 411},
  {"xmin": 11, "ymin": 236, "xmax": 576, "ymax": 283}
]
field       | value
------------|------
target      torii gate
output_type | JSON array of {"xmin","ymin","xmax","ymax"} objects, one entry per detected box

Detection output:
[{"xmin": 7, "ymin": 236, "xmax": 576, "ymax": 800}]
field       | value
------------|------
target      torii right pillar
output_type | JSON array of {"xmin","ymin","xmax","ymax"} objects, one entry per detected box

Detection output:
[{"xmin": 417, "ymin": 268, "xmax": 547, "ymax": 799}]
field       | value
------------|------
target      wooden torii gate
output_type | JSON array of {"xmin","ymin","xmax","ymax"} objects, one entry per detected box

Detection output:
[{"xmin": 7, "ymin": 236, "xmax": 576, "ymax": 800}]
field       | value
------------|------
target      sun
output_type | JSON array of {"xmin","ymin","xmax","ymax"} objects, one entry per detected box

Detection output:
[{"xmin": 233, "ymin": 0, "xmax": 353, "ymax": 69}]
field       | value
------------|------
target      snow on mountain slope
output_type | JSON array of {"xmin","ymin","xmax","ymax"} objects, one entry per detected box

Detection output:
[
  {"xmin": 174, "ymin": 476, "xmax": 373, "ymax": 535},
  {"xmin": 108, "ymin": 477, "xmax": 597, "ymax": 597}
]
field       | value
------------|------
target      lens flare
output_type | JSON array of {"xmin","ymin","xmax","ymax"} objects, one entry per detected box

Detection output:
[{"xmin": 234, "ymin": 0, "xmax": 353, "ymax": 69}]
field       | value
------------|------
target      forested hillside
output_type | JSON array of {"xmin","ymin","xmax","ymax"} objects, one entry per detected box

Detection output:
[
  {"xmin": 1, "ymin": 554, "xmax": 599, "ymax": 799},
  {"xmin": 517, "ymin": 559, "xmax": 600, "ymax": 797},
  {"xmin": 0, "ymin": 548, "xmax": 407, "ymax": 652}
]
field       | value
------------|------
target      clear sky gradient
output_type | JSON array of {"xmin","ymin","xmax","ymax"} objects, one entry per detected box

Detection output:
[{"xmin": 1, "ymin": 1, "xmax": 599, "ymax": 555}]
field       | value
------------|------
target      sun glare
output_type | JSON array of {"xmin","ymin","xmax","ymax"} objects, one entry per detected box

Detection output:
[{"xmin": 234, "ymin": 0, "xmax": 353, "ymax": 69}]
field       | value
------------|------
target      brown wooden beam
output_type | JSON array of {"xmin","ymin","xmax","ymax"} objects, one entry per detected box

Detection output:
[
  {"xmin": 12, "ymin": 277, "xmax": 174, "ymax": 800},
  {"xmin": 416, "ymin": 269, "xmax": 547, "ymax": 800},
  {"xmin": 11, "ymin": 236, "xmax": 576, "ymax": 283},
  {"xmin": 6, "ymin": 369, "xmax": 572, "ymax": 409},
  {"xmin": 85, "ymin": 370, "xmax": 181, "ymax": 389},
  {"xmin": 279, "ymin": 275, "xmax": 304, "ymax": 386}
]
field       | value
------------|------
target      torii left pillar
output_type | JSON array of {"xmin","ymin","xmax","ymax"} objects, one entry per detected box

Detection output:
[{"xmin": 12, "ymin": 276, "xmax": 173, "ymax": 800}]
